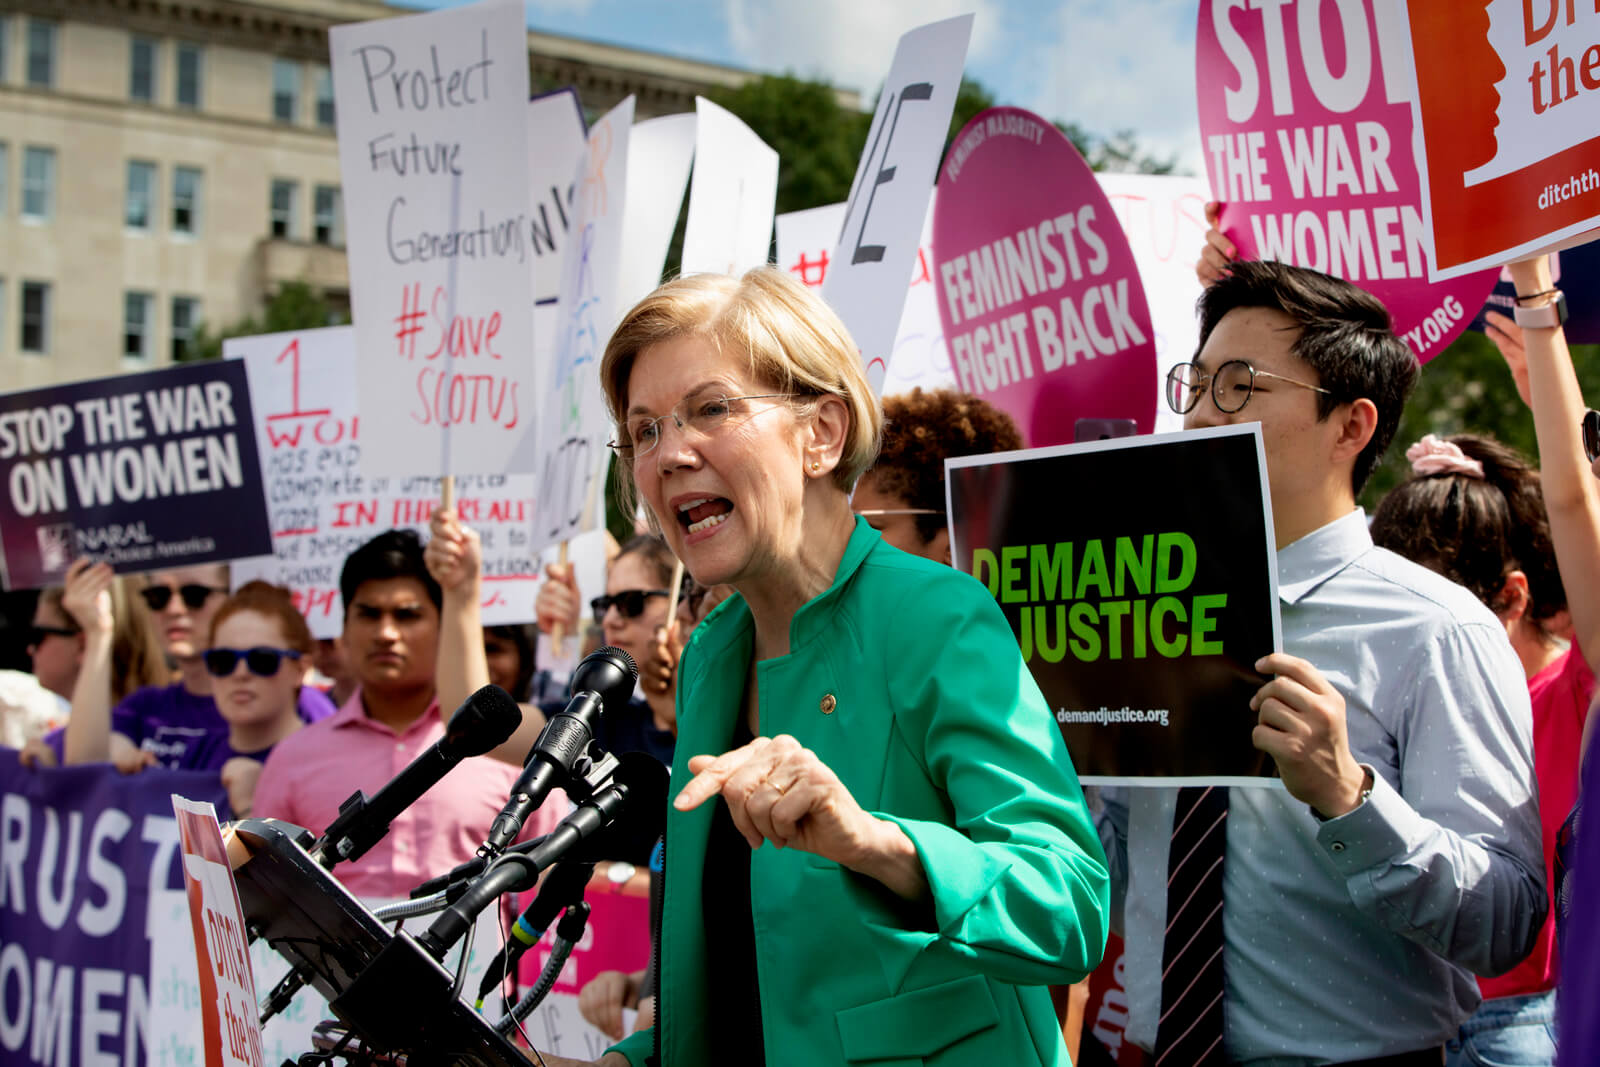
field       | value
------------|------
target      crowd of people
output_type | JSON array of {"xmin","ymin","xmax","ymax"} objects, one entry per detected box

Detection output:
[{"xmin": 1, "ymin": 217, "xmax": 1597, "ymax": 1067}]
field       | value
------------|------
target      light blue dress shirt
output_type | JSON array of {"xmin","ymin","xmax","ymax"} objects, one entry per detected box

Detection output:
[{"xmin": 1098, "ymin": 509, "xmax": 1545, "ymax": 1065}]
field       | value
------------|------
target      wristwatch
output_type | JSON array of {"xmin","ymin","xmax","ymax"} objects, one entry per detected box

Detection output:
[
  {"xmin": 607, "ymin": 861, "xmax": 637, "ymax": 889},
  {"xmin": 1513, "ymin": 289, "xmax": 1568, "ymax": 329}
]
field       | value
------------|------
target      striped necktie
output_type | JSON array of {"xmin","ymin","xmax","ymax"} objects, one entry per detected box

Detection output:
[{"xmin": 1154, "ymin": 784, "xmax": 1229, "ymax": 1065}]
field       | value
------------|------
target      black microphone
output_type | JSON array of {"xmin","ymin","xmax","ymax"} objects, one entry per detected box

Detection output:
[
  {"xmin": 420, "ymin": 751, "xmax": 669, "ymax": 958},
  {"xmin": 479, "ymin": 646, "xmax": 637, "ymax": 856},
  {"xmin": 310, "ymin": 684, "xmax": 523, "ymax": 867}
]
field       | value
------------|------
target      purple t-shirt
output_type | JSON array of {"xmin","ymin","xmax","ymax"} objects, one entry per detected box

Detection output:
[{"xmin": 45, "ymin": 684, "xmax": 335, "ymax": 770}]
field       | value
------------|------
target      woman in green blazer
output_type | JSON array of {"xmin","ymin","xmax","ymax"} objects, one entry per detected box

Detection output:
[{"xmin": 536, "ymin": 266, "xmax": 1109, "ymax": 1067}]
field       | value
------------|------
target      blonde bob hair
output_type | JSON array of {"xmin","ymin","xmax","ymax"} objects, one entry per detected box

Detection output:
[{"xmin": 601, "ymin": 266, "xmax": 883, "ymax": 500}]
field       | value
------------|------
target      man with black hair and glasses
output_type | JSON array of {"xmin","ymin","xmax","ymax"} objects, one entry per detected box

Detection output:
[
  {"xmin": 1096, "ymin": 259, "xmax": 1543, "ymax": 1066},
  {"xmin": 252, "ymin": 529, "xmax": 535, "ymax": 899}
]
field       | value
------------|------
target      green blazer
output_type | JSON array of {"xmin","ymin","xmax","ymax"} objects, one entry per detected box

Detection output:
[{"xmin": 611, "ymin": 519, "xmax": 1109, "ymax": 1067}]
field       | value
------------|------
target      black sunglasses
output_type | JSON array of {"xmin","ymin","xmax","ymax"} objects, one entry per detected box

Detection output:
[
  {"xmin": 1584, "ymin": 410, "xmax": 1600, "ymax": 464},
  {"xmin": 28, "ymin": 624, "xmax": 79, "ymax": 645},
  {"xmin": 591, "ymin": 589, "xmax": 670, "ymax": 624},
  {"xmin": 140, "ymin": 583, "xmax": 226, "ymax": 612},
  {"xmin": 202, "ymin": 646, "xmax": 302, "ymax": 678}
]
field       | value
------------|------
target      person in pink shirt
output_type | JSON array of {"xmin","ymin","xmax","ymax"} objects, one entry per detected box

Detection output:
[{"xmin": 252, "ymin": 529, "xmax": 530, "ymax": 901}]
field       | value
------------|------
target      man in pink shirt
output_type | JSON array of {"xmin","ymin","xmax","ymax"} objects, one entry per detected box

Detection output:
[{"xmin": 254, "ymin": 529, "xmax": 526, "ymax": 900}]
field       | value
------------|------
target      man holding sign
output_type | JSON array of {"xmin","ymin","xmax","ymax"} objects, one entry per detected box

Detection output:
[{"xmin": 1098, "ymin": 261, "xmax": 1542, "ymax": 1064}]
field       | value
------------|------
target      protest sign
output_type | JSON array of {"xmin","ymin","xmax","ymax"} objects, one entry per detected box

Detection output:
[
  {"xmin": 524, "ymin": 98, "xmax": 638, "ymax": 553},
  {"xmin": 0, "ymin": 757, "xmax": 222, "ymax": 1067},
  {"xmin": 681, "ymin": 97, "xmax": 780, "ymax": 276},
  {"xmin": 615, "ymin": 112, "xmax": 698, "ymax": 314},
  {"xmin": 933, "ymin": 107, "xmax": 1159, "ymax": 447},
  {"xmin": 528, "ymin": 89, "xmax": 589, "ymax": 307},
  {"xmin": 1081, "ymin": 934, "xmax": 1143, "ymax": 1067},
  {"xmin": 823, "ymin": 14, "xmax": 973, "ymax": 393},
  {"xmin": 1471, "ymin": 242, "xmax": 1600, "ymax": 344},
  {"xmin": 1099, "ymin": 173, "xmax": 1211, "ymax": 434},
  {"xmin": 0, "ymin": 361, "xmax": 271, "ymax": 589},
  {"xmin": 330, "ymin": 0, "xmax": 535, "ymax": 478},
  {"xmin": 1396, "ymin": 0, "xmax": 1599, "ymax": 278},
  {"xmin": 1195, "ymin": 0, "xmax": 1497, "ymax": 362},
  {"xmin": 947, "ymin": 425, "xmax": 1282, "ymax": 784},
  {"xmin": 227, "ymin": 327, "xmax": 539, "ymax": 638},
  {"xmin": 172, "ymin": 797, "xmax": 264, "ymax": 1067}
]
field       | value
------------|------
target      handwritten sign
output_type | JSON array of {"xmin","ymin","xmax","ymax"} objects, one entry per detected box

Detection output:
[
  {"xmin": 933, "ymin": 107, "xmax": 1159, "ymax": 446},
  {"xmin": 1195, "ymin": 0, "xmax": 1497, "ymax": 361},
  {"xmin": 527, "ymin": 98, "xmax": 636, "ymax": 553},
  {"xmin": 822, "ymin": 14, "xmax": 974, "ymax": 394},
  {"xmin": 1398, "ymin": 0, "xmax": 1600, "ymax": 278},
  {"xmin": 329, "ymin": 0, "xmax": 536, "ymax": 477},
  {"xmin": 0, "ymin": 361, "xmax": 271, "ymax": 589},
  {"xmin": 681, "ymin": 97, "xmax": 780, "ymax": 276},
  {"xmin": 172, "ymin": 797, "xmax": 264, "ymax": 1067},
  {"xmin": 528, "ymin": 88, "xmax": 590, "ymax": 307},
  {"xmin": 227, "ymin": 327, "xmax": 540, "ymax": 637}
]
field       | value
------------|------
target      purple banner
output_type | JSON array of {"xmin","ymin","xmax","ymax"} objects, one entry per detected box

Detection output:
[
  {"xmin": 0, "ymin": 360, "xmax": 272, "ymax": 589},
  {"xmin": 0, "ymin": 754, "xmax": 226, "ymax": 1066}
]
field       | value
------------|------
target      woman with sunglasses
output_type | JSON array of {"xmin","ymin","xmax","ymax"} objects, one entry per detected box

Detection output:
[
  {"xmin": 192, "ymin": 581, "xmax": 315, "ymax": 817},
  {"xmin": 533, "ymin": 268, "xmax": 1107, "ymax": 1067},
  {"xmin": 53, "ymin": 563, "xmax": 334, "ymax": 772}
]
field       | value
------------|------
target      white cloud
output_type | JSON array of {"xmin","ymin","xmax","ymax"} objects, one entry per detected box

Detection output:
[{"xmin": 723, "ymin": 0, "xmax": 1006, "ymax": 98}]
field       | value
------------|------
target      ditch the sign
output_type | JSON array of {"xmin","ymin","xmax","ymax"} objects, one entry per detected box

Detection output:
[
  {"xmin": 933, "ymin": 106, "xmax": 1158, "ymax": 447},
  {"xmin": 946, "ymin": 424, "xmax": 1282, "ymax": 784},
  {"xmin": 1195, "ymin": 0, "xmax": 1497, "ymax": 361}
]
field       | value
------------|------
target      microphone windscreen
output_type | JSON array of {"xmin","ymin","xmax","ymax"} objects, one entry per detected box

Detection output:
[
  {"xmin": 571, "ymin": 645, "xmax": 639, "ymax": 709},
  {"xmin": 443, "ymin": 684, "xmax": 524, "ymax": 756}
]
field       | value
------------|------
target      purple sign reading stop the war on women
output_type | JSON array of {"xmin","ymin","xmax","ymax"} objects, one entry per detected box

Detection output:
[
  {"xmin": 932, "ymin": 107, "xmax": 1158, "ymax": 447},
  {"xmin": 1195, "ymin": 0, "xmax": 1496, "ymax": 363}
]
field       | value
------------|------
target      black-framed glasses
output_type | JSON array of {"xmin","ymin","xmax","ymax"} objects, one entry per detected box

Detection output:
[
  {"xmin": 1584, "ymin": 410, "xmax": 1600, "ymax": 464},
  {"xmin": 202, "ymin": 646, "xmax": 302, "ymax": 678},
  {"xmin": 591, "ymin": 589, "xmax": 670, "ymax": 624},
  {"xmin": 140, "ymin": 583, "xmax": 226, "ymax": 612},
  {"xmin": 1166, "ymin": 359, "xmax": 1333, "ymax": 415},
  {"xmin": 610, "ymin": 393, "xmax": 798, "ymax": 458},
  {"xmin": 28, "ymin": 624, "xmax": 79, "ymax": 645}
]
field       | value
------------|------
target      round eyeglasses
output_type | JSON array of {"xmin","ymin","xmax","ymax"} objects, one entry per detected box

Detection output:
[{"xmin": 1165, "ymin": 360, "xmax": 1332, "ymax": 415}]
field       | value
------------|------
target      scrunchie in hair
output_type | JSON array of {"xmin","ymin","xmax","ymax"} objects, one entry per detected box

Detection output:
[{"xmin": 1406, "ymin": 434, "xmax": 1485, "ymax": 479}]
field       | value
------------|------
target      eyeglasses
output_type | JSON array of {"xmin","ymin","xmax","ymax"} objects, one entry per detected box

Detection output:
[
  {"xmin": 591, "ymin": 589, "xmax": 670, "ymax": 624},
  {"xmin": 28, "ymin": 624, "xmax": 79, "ymax": 645},
  {"xmin": 1166, "ymin": 360, "xmax": 1332, "ymax": 415},
  {"xmin": 202, "ymin": 646, "xmax": 302, "ymax": 678},
  {"xmin": 140, "ymin": 583, "xmax": 226, "ymax": 612},
  {"xmin": 610, "ymin": 393, "xmax": 798, "ymax": 458},
  {"xmin": 1584, "ymin": 410, "xmax": 1600, "ymax": 464}
]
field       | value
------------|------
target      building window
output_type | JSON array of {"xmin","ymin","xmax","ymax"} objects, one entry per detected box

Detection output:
[
  {"xmin": 270, "ymin": 179, "xmax": 298, "ymax": 239},
  {"xmin": 22, "ymin": 147, "xmax": 54, "ymax": 221},
  {"xmin": 272, "ymin": 58, "xmax": 299, "ymax": 123},
  {"xmin": 20, "ymin": 281, "xmax": 49, "ymax": 354},
  {"xmin": 314, "ymin": 185, "xmax": 342, "ymax": 247},
  {"xmin": 25, "ymin": 20, "xmax": 55, "ymax": 89},
  {"xmin": 314, "ymin": 66, "xmax": 335, "ymax": 128},
  {"xmin": 171, "ymin": 297, "xmax": 200, "ymax": 362},
  {"xmin": 172, "ymin": 166, "xmax": 201, "ymax": 235},
  {"xmin": 130, "ymin": 37, "xmax": 157, "ymax": 102},
  {"xmin": 176, "ymin": 43, "xmax": 202, "ymax": 109},
  {"xmin": 125, "ymin": 160, "xmax": 156, "ymax": 230},
  {"xmin": 124, "ymin": 292, "xmax": 153, "ymax": 362},
  {"xmin": 0, "ymin": 19, "xmax": 10, "ymax": 85}
]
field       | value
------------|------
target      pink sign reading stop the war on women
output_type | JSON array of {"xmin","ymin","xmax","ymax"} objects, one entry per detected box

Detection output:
[
  {"xmin": 932, "ymin": 107, "xmax": 1157, "ymax": 447},
  {"xmin": 1195, "ymin": 0, "xmax": 1496, "ymax": 362}
]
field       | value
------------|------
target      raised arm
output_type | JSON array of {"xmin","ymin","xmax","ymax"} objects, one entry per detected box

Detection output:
[{"xmin": 60, "ymin": 560, "xmax": 118, "ymax": 765}]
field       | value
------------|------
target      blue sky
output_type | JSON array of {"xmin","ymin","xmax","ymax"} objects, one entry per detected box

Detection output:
[{"xmin": 401, "ymin": 0, "xmax": 1206, "ymax": 174}]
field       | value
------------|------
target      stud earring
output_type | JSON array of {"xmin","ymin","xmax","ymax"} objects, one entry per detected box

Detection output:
[{"xmin": 811, "ymin": 460, "xmax": 821, "ymax": 473}]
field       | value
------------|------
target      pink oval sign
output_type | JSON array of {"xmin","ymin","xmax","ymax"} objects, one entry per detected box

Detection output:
[
  {"xmin": 932, "ymin": 107, "xmax": 1157, "ymax": 447},
  {"xmin": 1195, "ymin": 0, "xmax": 1497, "ymax": 362}
]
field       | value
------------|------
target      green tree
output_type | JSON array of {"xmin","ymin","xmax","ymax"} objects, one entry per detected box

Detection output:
[
  {"xmin": 186, "ymin": 281, "xmax": 346, "ymax": 362},
  {"xmin": 708, "ymin": 74, "xmax": 871, "ymax": 215}
]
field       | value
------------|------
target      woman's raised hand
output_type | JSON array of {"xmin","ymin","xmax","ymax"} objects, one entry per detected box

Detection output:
[
  {"xmin": 535, "ymin": 563, "xmax": 582, "ymax": 637},
  {"xmin": 61, "ymin": 558, "xmax": 114, "ymax": 637}
]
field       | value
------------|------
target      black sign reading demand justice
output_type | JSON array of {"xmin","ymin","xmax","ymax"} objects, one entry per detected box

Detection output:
[{"xmin": 947, "ymin": 424, "xmax": 1282, "ymax": 784}]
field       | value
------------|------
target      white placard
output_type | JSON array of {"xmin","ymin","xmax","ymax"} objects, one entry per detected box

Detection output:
[
  {"xmin": 528, "ymin": 88, "xmax": 590, "ymax": 307},
  {"xmin": 681, "ymin": 97, "xmax": 780, "ymax": 276},
  {"xmin": 527, "ymin": 98, "xmax": 637, "ymax": 553},
  {"xmin": 616, "ymin": 112, "xmax": 699, "ymax": 312},
  {"xmin": 227, "ymin": 327, "xmax": 541, "ymax": 637},
  {"xmin": 330, "ymin": 0, "xmax": 536, "ymax": 477},
  {"xmin": 821, "ymin": 14, "xmax": 974, "ymax": 394}
]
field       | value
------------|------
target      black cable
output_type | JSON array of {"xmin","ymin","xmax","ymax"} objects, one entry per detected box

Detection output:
[
  {"xmin": 499, "ymin": 902, "xmax": 545, "ymax": 1067},
  {"xmin": 449, "ymin": 913, "xmax": 477, "ymax": 1002}
]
